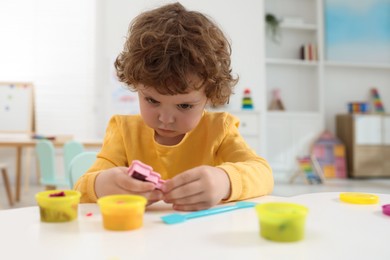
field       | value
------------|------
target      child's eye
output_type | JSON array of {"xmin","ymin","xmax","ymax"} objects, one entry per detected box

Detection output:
[
  {"xmin": 177, "ymin": 104, "xmax": 193, "ymax": 110},
  {"xmin": 145, "ymin": 97, "xmax": 158, "ymax": 104}
]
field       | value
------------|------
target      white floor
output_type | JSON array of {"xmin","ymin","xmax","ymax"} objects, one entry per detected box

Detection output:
[{"xmin": 1, "ymin": 178, "xmax": 390, "ymax": 210}]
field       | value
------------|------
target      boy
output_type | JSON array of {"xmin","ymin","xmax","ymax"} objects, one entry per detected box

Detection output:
[{"xmin": 75, "ymin": 2, "xmax": 273, "ymax": 211}]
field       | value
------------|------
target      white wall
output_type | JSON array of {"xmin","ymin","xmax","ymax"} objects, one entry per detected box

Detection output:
[
  {"xmin": 0, "ymin": 0, "xmax": 97, "ymax": 140},
  {"xmin": 0, "ymin": 0, "xmax": 97, "ymax": 181}
]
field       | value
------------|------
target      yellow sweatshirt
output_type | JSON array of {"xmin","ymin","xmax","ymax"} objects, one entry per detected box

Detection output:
[{"xmin": 75, "ymin": 111, "xmax": 273, "ymax": 203}]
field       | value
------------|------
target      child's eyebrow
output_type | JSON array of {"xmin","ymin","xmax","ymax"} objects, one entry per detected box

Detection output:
[{"xmin": 177, "ymin": 99, "xmax": 202, "ymax": 104}]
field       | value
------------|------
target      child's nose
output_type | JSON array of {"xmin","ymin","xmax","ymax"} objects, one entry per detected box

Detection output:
[{"xmin": 158, "ymin": 110, "xmax": 175, "ymax": 124}]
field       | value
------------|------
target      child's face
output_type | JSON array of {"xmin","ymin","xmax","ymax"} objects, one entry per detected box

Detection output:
[{"xmin": 137, "ymin": 84, "xmax": 208, "ymax": 145}]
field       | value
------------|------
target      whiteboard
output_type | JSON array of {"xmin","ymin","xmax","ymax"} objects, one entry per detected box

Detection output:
[{"xmin": 0, "ymin": 82, "xmax": 35, "ymax": 133}]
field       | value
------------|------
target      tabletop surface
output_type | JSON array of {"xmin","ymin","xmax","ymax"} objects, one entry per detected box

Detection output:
[
  {"xmin": 0, "ymin": 136, "xmax": 102, "ymax": 147},
  {"xmin": 1, "ymin": 192, "xmax": 389, "ymax": 260}
]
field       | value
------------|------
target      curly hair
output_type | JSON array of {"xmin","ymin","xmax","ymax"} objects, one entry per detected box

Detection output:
[{"xmin": 114, "ymin": 2, "xmax": 238, "ymax": 106}]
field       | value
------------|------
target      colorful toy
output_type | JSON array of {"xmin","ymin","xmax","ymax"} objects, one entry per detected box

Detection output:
[
  {"xmin": 128, "ymin": 160, "xmax": 165, "ymax": 189},
  {"xmin": 371, "ymin": 88, "xmax": 385, "ymax": 113},
  {"xmin": 311, "ymin": 131, "xmax": 347, "ymax": 179},
  {"xmin": 291, "ymin": 156, "xmax": 324, "ymax": 184},
  {"xmin": 242, "ymin": 88, "xmax": 254, "ymax": 110},
  {"xmin": 347, "ymin": 102, "xmax": 369, "ymax": 113}
]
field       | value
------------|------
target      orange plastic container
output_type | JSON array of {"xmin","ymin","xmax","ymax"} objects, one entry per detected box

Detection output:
[{"xmin": 97, "ymin": 195, "xmax": 147, "ymax": 231}]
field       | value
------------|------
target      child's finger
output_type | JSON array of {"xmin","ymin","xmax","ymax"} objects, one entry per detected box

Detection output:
[
  {"xmin": 162, "ymin": 170, "xmax": 200, "ymax": 193},
  {"xmin": 118, "ymin": 174, "xmax": 156, "ymax": 192},
  {"xmin": 163, "ymin": 181, "xmax": 202, "ymax": 202}
]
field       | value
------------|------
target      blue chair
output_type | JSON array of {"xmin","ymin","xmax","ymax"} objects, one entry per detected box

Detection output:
[
  {"xmin": 35, "ymin": 140, "xmax": 69, "ymax": 190},
  {"xmin": 63, "ymin": 140, "xmax": 84, "ymax": 180},
  {"xmin": 68, "ymin": 151, "xmax": 97, "ymax": 188}
]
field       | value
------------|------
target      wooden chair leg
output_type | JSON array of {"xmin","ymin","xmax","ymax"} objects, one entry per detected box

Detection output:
[{"xmin": 1, "ymin": 168, "xmax": 14, "ymax": 206}]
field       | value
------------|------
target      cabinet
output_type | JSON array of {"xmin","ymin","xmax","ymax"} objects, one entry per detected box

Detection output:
[
  {"xmin": 231, "ymin": 111, "xmax": 261, "ymax": 155},
  {"xmin": 266, "ymin": 112, "xmax": 323, "ymax": 175},
  {"xmin": 336, "ymin": 114, "xmax": 390, "ymax": 178},
  {"xmin": 263, "ymin": 0, "xmax": 324, "ymax": 175}
]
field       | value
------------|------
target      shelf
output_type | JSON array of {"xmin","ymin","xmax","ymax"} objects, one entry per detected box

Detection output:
[
  {"xmin": 324, "ymin": 61, "xmax": 390, "ymax": 70},
  {"xmin": 280, "ymin": 23, "xmax": 317, "ymax": 31},
  {"xmin": 267, "ymin": 111, "xmax": 322, "ymax": 118},
  {"xmin": 266, "ymin": 58, "xmax": 319, "ymax": 67}
]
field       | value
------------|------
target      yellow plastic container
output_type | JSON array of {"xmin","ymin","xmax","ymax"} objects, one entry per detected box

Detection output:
[
  {"xmin": 35, "ymin": 190, "xmax": 81, "ymax": 222},
  {"xmin": 255, "ymin": 202, "xmax": 308, "ymax": 242},
  {"xmin": 97, "ymin": 194, "xmax": 147, "ymax": 231},
  {"xmin": 339, "ymin": 192, "xmax": 379, "ymax": 204}
]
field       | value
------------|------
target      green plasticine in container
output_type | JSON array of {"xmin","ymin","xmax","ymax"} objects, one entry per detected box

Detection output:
[{"xmin": 255, "ymin": 202, "xmax": 308, "ymax": 242}]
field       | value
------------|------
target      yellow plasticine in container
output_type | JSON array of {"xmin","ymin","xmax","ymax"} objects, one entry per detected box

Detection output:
[
  {"xmin": 255, "ymin": 202, "xmax": 308, "ymax": 242},
  {"xmin": 98, "ymin": 195, "xmax": 147, "ymax": 231},
  {"xmin": 35, "ymin": 190, "xmax": 81, "ymax": 222},
  {"xmin": 339, "ymin": 192, "xmax": 379, "ymax": 204}
]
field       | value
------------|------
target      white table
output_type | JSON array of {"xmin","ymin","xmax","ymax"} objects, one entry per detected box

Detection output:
[{"xmin": 1, "ymin": 192, "xmax": 389, "ymax": 260}]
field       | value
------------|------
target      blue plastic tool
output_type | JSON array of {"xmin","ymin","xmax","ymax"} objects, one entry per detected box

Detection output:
[{"xmin": 161, "ymin": 201, "xmax": 257, "ymax": 224}]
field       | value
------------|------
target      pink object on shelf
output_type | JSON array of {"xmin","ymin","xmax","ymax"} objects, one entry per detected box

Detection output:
[{"xmin": 127, "ymin": 160, "xmax": 166, "ymax": 189}]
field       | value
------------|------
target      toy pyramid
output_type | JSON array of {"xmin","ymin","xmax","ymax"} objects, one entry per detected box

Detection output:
[
  {"xmin": 371, "ymin": 88, "xmax": 385, "ymax": 113},
  {"xmin": 268, "ymin": 88, "xmax": 285, "ymax": 110},
  {"xmin": 289, "ymin": 155, "xmax": 324, "ymax": 184},
  {"xmin": 242, "ymin": 88, "xmax": 253, "ymax": 110}
]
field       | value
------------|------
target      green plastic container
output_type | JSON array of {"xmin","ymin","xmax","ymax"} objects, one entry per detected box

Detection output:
[{"xmin": 255, "ymin": 202, "xmax": 308, "ymax": 242}]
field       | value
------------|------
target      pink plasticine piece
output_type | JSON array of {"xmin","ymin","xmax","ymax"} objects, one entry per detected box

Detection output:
[{"xmin": 128, "ymin": 160, "xmax": 165, "ymax": 189}]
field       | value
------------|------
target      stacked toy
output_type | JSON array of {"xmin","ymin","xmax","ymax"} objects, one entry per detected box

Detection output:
[
  {"xmin": 242, "ymin": 88, "xmax": 253, "ymax": 110},
  {"xmin": 371, "ymin": 88, "xmax": 385, "ymax": 113}
]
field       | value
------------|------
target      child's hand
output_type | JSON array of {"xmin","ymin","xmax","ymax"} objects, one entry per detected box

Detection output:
[
  {"xmin": 95, "ymin": 167, "xmax": 163, "ymax": 206},
  {"xmin": 162, "ymin": 166, "xmax": 231, "ymax": 211}
]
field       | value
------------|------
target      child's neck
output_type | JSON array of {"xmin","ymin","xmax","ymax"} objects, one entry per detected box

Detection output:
[{"xmin": 154, "ymin": 132, "xmax": 185, "ymax": 146}]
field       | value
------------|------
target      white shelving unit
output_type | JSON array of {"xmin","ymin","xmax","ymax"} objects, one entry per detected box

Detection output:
[
  {"xmin": 263, "ymin": 0, "xmax": 390, "ymax": 179},
  {"xmin": 263, "ymin": 0, "xmax": 325, "ymax": 178}
]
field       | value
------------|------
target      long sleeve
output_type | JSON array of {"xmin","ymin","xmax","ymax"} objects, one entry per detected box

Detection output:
[
  {"xmin": 215, "ymin": 114, "xmax": 273, "ymax": 201},
  {"xmin": 74, "ymin": 112, "xmax": 273, "ymax": 203}
]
